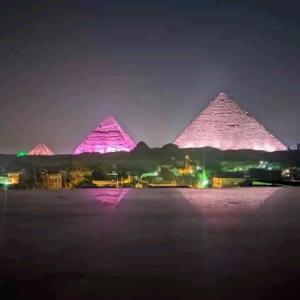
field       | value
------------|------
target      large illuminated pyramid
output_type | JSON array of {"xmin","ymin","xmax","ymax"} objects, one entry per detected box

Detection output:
[
  {"xmin": 175, "ymin": 93, "xmax": 287, "ymax": 152},
  {"xmin": 73, "ymin": 116, "xmax": 136, "ymax": 154},
  {"xmin": 29, "ymin": 143, "xmax": 54, "ymax": 155}
]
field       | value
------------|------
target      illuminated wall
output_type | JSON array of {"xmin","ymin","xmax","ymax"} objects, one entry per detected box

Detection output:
[
  {"xmin": 73, "ymin": 116, "xmax": 136, "ymax": 154},
  {"xmin": 175, "ymin": 93, "xmax": 287, "ymax": 152}
]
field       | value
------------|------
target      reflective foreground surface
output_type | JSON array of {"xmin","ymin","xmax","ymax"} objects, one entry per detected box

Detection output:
[{"xmin": 0, "ymin": 188, "xmax": 299, "ymax": 299}]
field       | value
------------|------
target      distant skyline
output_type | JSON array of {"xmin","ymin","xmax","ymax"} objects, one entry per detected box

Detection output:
[{"xmin": 0, "ymin": 0, "xmax": 299, "ymax": 153}]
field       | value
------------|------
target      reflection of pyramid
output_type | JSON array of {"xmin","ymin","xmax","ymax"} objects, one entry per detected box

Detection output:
[
  {"xmin": 88, "ymin": 188, "xmax": 129, "ymax": 210},
  {"xmin": 29, "ymin": 143, "xmax": 54, "ymax": 155},
  {"xmin": 73, "ymin": 116, "xmax": 136, "ymax": 154},
  {"xmin": 175, "ymin": 93, "xmax": 287, "ymax": 152},
  {"xmin": 179, "ymin": 187, "xmax": 279, "ymax": 229}
]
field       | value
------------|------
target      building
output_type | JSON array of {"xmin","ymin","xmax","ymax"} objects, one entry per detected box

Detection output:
[
  {"xmin": 212, "ymin": 177, "xmax": 246, "ymax": 188},
  {"xmin": 43, "ymin": 173, "xmax": 63, "ymax": 190},
  {"xmin": 0, "ymin": 172, "xmax": 23, "ymax": 187},
  {"xmin": 67, "ymin": 169, "xmax": 93, "ymax": 188},
  {"xmin": 73, "ymin": 116, "xmax": 136, "ymax": 154},
  {"xmin": 175, "ymin": 93, "xmax": 287, "ymax": 152},
  {"xmin": 148, "ymin": 180, "xmax": 177, "ymax": 187},
  {"xmin": 7, "ymin": 172, "xmax": 22, "ymax": 185},
  {"xmin": 92, "ymin": 172, "xmax": 120, "ymax": 188}
]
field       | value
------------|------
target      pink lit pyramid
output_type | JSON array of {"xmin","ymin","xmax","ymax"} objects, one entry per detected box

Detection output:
[
  {"xmin": 29, "ymin": 143, "xmax": 55, "ymax": 155},
  {"xmin": 175, "ymin": 93, "xmax": 287, "ymax": 152},
  {"xmin": 73, "ymin": 116, "xmax": 136, "ymax": 154}
]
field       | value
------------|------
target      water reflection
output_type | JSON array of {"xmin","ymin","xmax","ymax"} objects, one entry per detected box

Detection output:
[
  {"xmin": 87, "ymin": 188, "xmax": 129, "ymax": 210},
  {"xmin": 179, "ymin": 187, "xmax": 279, "ymax": 229}
]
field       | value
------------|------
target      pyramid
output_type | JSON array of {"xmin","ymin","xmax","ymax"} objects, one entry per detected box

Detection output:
[
  {"xmin": 29, "ymin": 143, "xmax": 54, "ymax": 155},
  {"xmin": 175, "ymin": 93, "xmax": 287, "ymax": 152},
  {"xmin": 73, "ymin": 116, "xmax": 136, "ymax": 154}
]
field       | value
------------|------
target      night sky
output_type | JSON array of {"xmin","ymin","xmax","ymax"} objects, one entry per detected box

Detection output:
[{"xmin": 0, "ymin": 0, "xmax": 299, "ymax": 153}]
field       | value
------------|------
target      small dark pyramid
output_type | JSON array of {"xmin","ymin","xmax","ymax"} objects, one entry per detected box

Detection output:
[{"xmin": 132, "ymin": 141, "xmax": 150, "ymax": 153}]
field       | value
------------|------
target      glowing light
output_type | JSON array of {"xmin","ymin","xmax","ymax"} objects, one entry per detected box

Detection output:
[
  {"xmin": 0, "ymin": 176, "xmax": 12, "ymax": 186},
  {"xmin": 198, "ymin": 169, "xmax": 209, "ymax": 188},
  {"xmin": 140, "ymin": 171, "xmax": 158, "ymax": 179},
  {"xmin": 282, "ymin": 169, "xmax": 291, "ymax": 178},
  {"xmin": 175, "ymin": 93, "xmax": 287, "ymax": 152},
  {"xmin": 73, "ymin": 116, "xmax": 136, "ymax": 154},
  {"xmin": 17, "ymin": 151, "xmax": 28, "ymax": 157},
  {"xmin": 258, "ymin": 161, "xmax": 269, "ymax": 169}
]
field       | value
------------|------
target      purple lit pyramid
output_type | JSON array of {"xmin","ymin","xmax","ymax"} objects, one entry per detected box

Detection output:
[
  {"xmin": 175, "ymin": 93, "xmax": 287, "ymax": 152},
  {"xmin": 73, "ymin": 116, "xmax": 136, "ymax": 154}
]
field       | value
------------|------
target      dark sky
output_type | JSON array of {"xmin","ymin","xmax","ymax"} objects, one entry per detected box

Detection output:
[{"xmin": 0, "ymin": 0, "xmax": 299, "ymax": 153}]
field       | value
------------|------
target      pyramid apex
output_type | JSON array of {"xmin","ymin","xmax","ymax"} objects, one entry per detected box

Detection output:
[
  {"xmin": 99, "ymin": 116, "xmax": 122, "ymax": 128},
  {"xmin": 102, "ymin": 115, "xmax": 117, "ymax": 123},
  {"xmin": 73, "ymin": 116, "xmax": 136, "ymax": 154},
  {"xmin": 106, "ymin": 115, "xmax": 116, "ymax": 121},
  {"xmin": 216, "ymin": 92, "xmax": 231, "ymax": 100},
  {"xmin": 37, "ymin": 142, "xmax": 48, "ymax": 147}
]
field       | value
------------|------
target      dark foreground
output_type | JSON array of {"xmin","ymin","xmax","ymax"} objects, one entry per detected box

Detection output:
[{"xmin": 0, "ymin": 188, "xmax": 299, "ymax": 299}]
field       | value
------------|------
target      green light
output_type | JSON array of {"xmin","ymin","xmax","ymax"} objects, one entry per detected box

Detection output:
[
  {"xmin": 198, "ymin": 169, "xmax": 209, "ymax": 188},
  {"xmin": 0, "ymin": 176, "xmax": 11, "ymax": 187},
  {"xmin": 140, "ymin": 171, "xmax": 159, "ymax": 179},
  {"xmin": 17, "ymin": 151, "xmax": 28, "ymax": 157}
]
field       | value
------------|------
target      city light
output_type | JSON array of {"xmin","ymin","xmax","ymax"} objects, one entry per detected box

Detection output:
[
  {"xmin": 0, "ymin": 176, "xmax": 12, "ymax": 187},
  {"xmin": 198, "ymin": 169, "xmax": 210, "ymax": 188}
]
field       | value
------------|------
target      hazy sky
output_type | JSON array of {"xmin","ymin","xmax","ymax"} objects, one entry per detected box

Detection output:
[{"xmin": 0, "ymin": 0, "xmax": 299, "ymax": 153}]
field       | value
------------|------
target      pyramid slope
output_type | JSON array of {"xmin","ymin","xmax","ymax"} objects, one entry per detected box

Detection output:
[
  {"xmin": 73, "ymin": 116, "xmax": 136, "ymax": 154},
  {"xmin": 29, "ymin": 143, "xmax": 54, "ymax": 155},
  {"xmin": 175, "ymin": 93, "xmax": 287, "ymax": 152}
]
